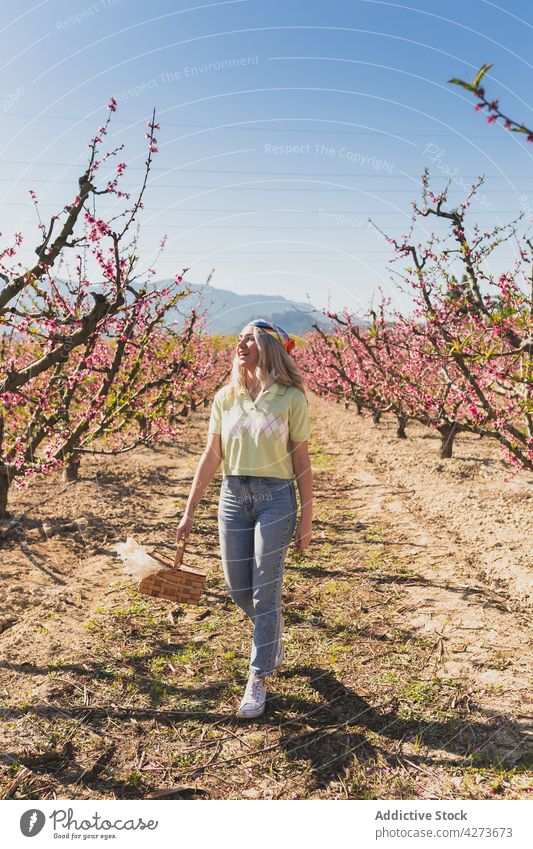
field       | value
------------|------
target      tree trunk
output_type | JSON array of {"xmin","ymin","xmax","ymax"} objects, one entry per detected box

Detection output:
[
  {"xmin": 438, "ymin": 423, "xmax": 458, "ymax": 459},
  {"xmin": 372, "ymin": 410, "xmax": 382, "ymax": 425},
  {"xmin": 190, "ymin": 397, "xmax": 196, "ymax": 413},
  {"xmin": 0, "ymin": 466, "xmax": 10, "ymax": 519},
  {"xmin": 396, "ymin": 414, "xmax": 407, "ymax": 439},
  {"xmin": 180, "ymin": 405, "xmax": 189, "ymax": 417},
  {"xmin": 355, "ymin": 401, "xmax": 363, "ymax": 416},
  {"xmin": 62, "ymin": 457, "xmax": 81, "ymax": 482}
]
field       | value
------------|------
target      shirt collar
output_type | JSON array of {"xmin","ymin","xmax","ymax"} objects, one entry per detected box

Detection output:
[{"xmin": 237, "ymin": 380, "xmax": 286, "ymax": 398}]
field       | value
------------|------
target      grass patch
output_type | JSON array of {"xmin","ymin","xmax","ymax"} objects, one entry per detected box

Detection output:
[{"xmin": 310, "ymin": 448, "xmax": 334, "ymax": 468}]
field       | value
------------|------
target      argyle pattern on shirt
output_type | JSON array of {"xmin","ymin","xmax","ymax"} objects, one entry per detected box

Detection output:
[{"xmin": 226, "ymin": 408, "xmax": 289, "ymax": 442}]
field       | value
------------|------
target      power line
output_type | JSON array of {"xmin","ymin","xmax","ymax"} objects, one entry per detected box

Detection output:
[
  {"xmin": 6, "ymin": 113, "xmax": 522, "ymax": 139},
  {"xmin": 2, "ymin": 160, "xmax": 533, "ymax": 179},
  {"xmin": 121, "ymin": 250, "xmax": 524, "ymax": 256},
  {"xmin": 0, "ymin": 206, "xmax": 523, "ymax": 215}
]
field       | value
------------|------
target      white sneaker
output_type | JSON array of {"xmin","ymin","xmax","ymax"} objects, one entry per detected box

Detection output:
[{"xmin": 236, "ymin": 673, "xmax": 267, "ymax": 719}]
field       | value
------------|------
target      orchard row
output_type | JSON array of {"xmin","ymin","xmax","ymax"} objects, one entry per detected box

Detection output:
[
  {"xmin": 0, "ymin": 104, "xmax": 232, "ymax": 517},
  {"xmin": 299, "ymin": 173, "xmax": 533, "ymax": 473}
]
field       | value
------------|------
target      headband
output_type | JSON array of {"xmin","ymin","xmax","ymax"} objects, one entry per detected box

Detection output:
[{"xmin": 248, "ymin": 319, "xmax": 296, "ymax": 354}]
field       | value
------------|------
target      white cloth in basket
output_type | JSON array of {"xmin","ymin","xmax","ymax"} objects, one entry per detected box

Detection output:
[{"xmin": 115, "ymin": 537, "xmax": 161, "ymax": 582}]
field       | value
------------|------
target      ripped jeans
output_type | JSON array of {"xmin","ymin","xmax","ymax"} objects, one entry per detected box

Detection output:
[{"xmin": 218, "ymin": 475, "xmax": 298, "ymax": 677}]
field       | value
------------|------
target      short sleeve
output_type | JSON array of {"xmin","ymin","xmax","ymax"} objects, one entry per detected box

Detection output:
[
  {"xmin": 208, "ymin": 392, "xmax": 222, "ymax": 434},
  {"xmin": 289, "ymin": 390, "xmax": 311, "ymax": 442}
]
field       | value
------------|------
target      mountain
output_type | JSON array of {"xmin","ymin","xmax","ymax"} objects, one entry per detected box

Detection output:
[
  {"xmin": 35, "ymin": 277, "xmax": 336, "ymax": 336},
  {"xmin": 166, "ymin": 281, "xmax": 334, "ymax": 336}
]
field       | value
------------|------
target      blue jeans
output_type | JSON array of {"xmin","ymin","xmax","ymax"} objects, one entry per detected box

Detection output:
[{"xmin": 218, "ymin": 475, "xmax": 298, "ymax": 677}]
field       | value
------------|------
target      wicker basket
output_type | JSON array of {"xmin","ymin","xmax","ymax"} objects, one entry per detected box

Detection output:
[{"xmin": 138, "ymin": 540, "xmax": 206, "ymax": 604}]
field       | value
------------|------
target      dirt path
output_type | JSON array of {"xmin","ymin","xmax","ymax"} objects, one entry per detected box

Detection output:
[
  {"xmin": 0, "ymin": 394, "xmax": 531, "ymax": 800},
  {"xmin": 311, "ymin": 400, "xmax": 532, "ymax": 748}
]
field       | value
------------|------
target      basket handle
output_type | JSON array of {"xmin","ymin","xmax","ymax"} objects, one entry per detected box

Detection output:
[{"xmin": 173, "ymin": 538, "xmax": 186, "ymax": 569}]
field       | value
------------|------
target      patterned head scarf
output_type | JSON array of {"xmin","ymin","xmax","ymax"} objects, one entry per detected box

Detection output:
[{"xmin": 248, "ymin": 319, "xmax": 296, "ymax": 354}]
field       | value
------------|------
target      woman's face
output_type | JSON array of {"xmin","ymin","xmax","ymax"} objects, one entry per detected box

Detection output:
[{"xmin": 237, "ymin": 326, "xmax": 260, "ymax": 369}]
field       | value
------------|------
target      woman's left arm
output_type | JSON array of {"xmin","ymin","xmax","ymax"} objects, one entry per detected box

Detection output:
[{"xmin": 291, "ymin": 440, "xmax": 313, "ymax": 552}]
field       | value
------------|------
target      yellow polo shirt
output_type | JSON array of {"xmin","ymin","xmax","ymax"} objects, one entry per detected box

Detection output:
[{"xmin": 208, "ymin": 382, "xmax": 311, "ymax": 479}]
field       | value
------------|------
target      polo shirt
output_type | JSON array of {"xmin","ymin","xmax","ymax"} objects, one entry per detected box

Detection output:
[{"xmin": 208, "ymin": 382, "xmax": 311, "ymax": 479}]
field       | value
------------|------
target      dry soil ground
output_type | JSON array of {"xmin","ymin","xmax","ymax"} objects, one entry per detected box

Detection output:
[{"xmin": 0, "ymin": 394, "xmax": 531, "ymax": 800}]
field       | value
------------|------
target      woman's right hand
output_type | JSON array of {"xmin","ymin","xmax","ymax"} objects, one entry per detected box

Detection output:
[{"xmin": 176, "ymin": 512, "xmax": 194, "ymax": 542}]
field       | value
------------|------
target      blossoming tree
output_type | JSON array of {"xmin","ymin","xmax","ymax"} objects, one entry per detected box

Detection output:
[
  {"xmin": 300, "ymin": 175, "xmax": 533, "ymax": 470},
  {"xmin": 0, "ymin": 101, "xmax": 232, "ymax": 516}
]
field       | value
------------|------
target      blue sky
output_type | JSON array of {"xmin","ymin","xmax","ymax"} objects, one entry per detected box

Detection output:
[{"xmin": 2, "ymin": 0, "xmax": 533, "ymax": 315}]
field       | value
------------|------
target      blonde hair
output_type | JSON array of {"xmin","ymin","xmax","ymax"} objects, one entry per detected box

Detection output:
[{"xmin": 226, "ymin": 324, "xmax": 306, "ymax": 399}]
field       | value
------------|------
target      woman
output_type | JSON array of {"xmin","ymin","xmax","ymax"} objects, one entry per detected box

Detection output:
[{"xmin": 176, "ymin": 319, "xmax": 313, "ymax": 719}]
